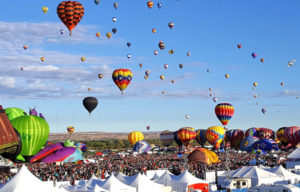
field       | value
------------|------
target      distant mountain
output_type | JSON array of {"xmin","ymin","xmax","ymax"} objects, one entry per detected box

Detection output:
[{"xmin": 48, "ymin": 131, "xmax": 160, "ymax": 141}]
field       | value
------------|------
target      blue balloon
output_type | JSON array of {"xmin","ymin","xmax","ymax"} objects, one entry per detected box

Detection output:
[
  {"xmin": 251, "ymin": 139, "xmax": 279, "ymax": 152},
  {"xmin": 133, "ymin": 140, "xmax": 151, "ymax": 154},
  {"xmin": 157, "ymin": 2, "xmax": 162, "ymax": 9}
]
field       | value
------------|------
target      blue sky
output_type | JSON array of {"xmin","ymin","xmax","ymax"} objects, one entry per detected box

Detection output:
[{"xmin": 0, "ymin": 0, "xmax": 299, "ymax": 133}]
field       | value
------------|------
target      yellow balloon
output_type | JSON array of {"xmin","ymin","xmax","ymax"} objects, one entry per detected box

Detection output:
[
  {"xmin": 205, "ymin": 126, "xmax": 226, "ymax": 149},
  {"xmin": 160, "ymin": 75, "xmax": 165, "ymax": 80},
  {"xmin": 225, "ymin": 74, "xmax": 229, "ymax": 79},
  {"xmin": 253, "ymin": 82, "xmax": 258, "ymax": 87},
  {"xmin": 81, "ymin": 57, "xmax": 85, "ymax": 62},
  {"xmin": 128, "ymin": 131, "xmax": 144, "ymax": 146},
  {"xmin": 106, "ymin": 32, "xmax": 112, "ymax": 39},
  {"xmin": 42, "ymin": 6, "xmax": 48, "ymax": 14},
  {"xmin": 40, "ymin": 57, "xmax": 45, "ymax": 62}
]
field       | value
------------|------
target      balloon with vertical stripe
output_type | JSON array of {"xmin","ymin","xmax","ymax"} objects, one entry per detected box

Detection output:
[
  {"xmin": 177, "ymin": 127, "xmax": 196, "ymax": 146},
  {"xmin": 128, "ymin": 131, "xmax": 144, "ymax": 146},
  {"xmin": 195, "ymin": 129, "xmax": 206, "ymax": 146},
  {"xmin": 205, "ymin": 126, "xmax": 226, "ymax": 149},
  {"xmin": 112, "ymin": 69, "xmax": 133, "ymax": 94},
  {"xmin": 284, "ymin": 126, "xmax": 300, "ymax": 146}
]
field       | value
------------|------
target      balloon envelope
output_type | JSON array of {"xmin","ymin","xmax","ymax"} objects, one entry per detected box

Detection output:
[
  {"xmin": 206, "ymin": 126, "xmax": 226, "ymax": 149},
  {"xmin": 188, "ymin": 148, "xmax": 218, "ymax": 165},
  {"xmin": 83, "ymin": 97, "xmax": 98, "ymax": 114},
  {"xmin": 215, "ymin": 103, "xmax": 234, "ymax": 126},
  {"xmin": 177, "ymin": 127, "xmax": 196, "ymax": 146},
  {"xmin": 4, "ymin": 108, "xmax": 26, "ymax": 121},
  {"xmin": 112, "ymin": 69, "xmax": 133, "ymax": 93},
  {"xmin": 195, "ymin": 129, "xmax": 206, "ymax": 146},
  {"xmin": 133, "ymin": 140, "xmax": 151, "ymax": 154},
  {"xmin": 160, "ymin": 130, "xmax": 174, "ymax": 147},
  {"xmin": 128, "ymin": 131, "xmax": 144, "ymax": 146}
]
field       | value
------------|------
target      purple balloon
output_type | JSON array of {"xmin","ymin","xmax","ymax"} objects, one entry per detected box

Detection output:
[
  {"xmin": 30, "ymin": 142, "xmax": 63, "ymax": 163},
  {"xmin": 39, "ymin": 113, "xmax": 45, "ymax": 120},
  {"xmin": 29, "ymin": 108, "xmax": 38, "ymax": 116},
  {"xmin": 42, "ymin": 147, "xmax": 76, "ymax": 163},
  {"xmin": 252, "ymin": 52, "xmax": 257, "ymax": 59}
]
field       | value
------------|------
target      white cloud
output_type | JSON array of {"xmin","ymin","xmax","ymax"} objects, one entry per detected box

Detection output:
[{"xmin": 0, "ymin": 77, "xmax": 15, "ymax": 88}]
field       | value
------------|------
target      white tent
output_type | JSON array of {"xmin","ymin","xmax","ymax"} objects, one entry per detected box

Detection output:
[
  {"xmin": 93, "ymin": 184, "xmax": 108, "ymax": 192},
  {"xmin": 151, "ymin": 172, "xmax": 160, "ymax": 180},
  {"xmin": 153, "ymin": 170, "xmax": 175, "ymax": 185},
  {"xmin": 166, "ymin": 170, "xmax": 209, "ymax": 192},
  {"xmin": 98, "ymin": 174, "xmax": 136, "ymax": 192},
  {"xmin": 127, "ymin": 173, "xmax": 165, "ymax": 192},
  {"xmin": 115, "ymin": 172, "xmax": 136, "ymax": 185},
  {"xmin": 0, "ymin": 165, "xmax": 67, "ymax": 192},
  {"xmin": 229, "ymin": 166, "xmax": 282, "ymax": 186},
  {"xmin": 86, "ymin": 175, "xmax": 102, "ymax": 187},
  {"xmin": 286, "ymin": 148, "xmax": 300, "ymax": 169},
  {"xmin": 269, "ymin": 165, "xmax": 300, "ymax": 184}
]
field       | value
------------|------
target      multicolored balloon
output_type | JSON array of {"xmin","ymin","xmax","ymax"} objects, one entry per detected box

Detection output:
[
  {"xmin": 195, "ymin": 129, "xmax": 206, "ymax": 146},
  {"xmin": 215, "ymin": 103, "xmax": 234, "ymax": 126},
  {"xmin": 133, "ymin": 140, "xmax": 151, "ymax": 154},
  {"xmin": 245, "ymin": 127, "xmax": 259, "ymax": 137},
  {"xmin": 57, "ymin": 1, "xmax": 84, "ymax": 35},
  {"xmin": 177, "ymin": 127, "xmax": 196, "ymax": 146},
  {"xmin": 112, "ymin": 69, "xmax": 132, "ymax": 94},
  {"xmin": 240, "ymin": 136, "xmax": 259, "ymax": 151},
  {"xmin": 168, "ymin": 22, "xmax": 174, "ymax": 29},
  {"xmin": 147, "ymin": 1, "xmax": 153, "ymax": 8},
  {"xmin": 252, "ymin": 52, "xmax": 257, "ymax": 59},
  {"xmin": 256, "ymin": 128, "xmax": 275, "ymax": 140},
  {"xmin": 158, "ymin": 41, "xmax": 165, "ymax": 50},
  {"xmin": 226, "ymin": 129, "xmax": 245, "ymax": 149},
  {"xmin": 276, "ymin": 127, "xmax": 289, "ymax": 146},
  {"xmin": 206, "ymin": 126, "xmax": 226, "ymax": 149},
  {"xmin": 67, "ymin": 126, "xmax": 75, "ymax": 134},
  {"xmin": 284, "ymin": 126, "xmax": 300, "ymax": 146}
]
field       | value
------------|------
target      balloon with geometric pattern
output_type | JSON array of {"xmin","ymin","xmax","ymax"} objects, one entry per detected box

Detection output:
[{"xmin": 112, "ymin": 69, "xmax": 132, "ymax": 94}]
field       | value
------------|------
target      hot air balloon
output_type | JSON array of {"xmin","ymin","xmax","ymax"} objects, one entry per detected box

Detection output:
[
  {"xmin": 152, "ymin": 28, "xmax": 156, "ymax": 33},
  {"xmin": 67, "ymin": 126, "xmax": 75, "ymax": 134},
  {"xmin": 215, "ymin": 103, "xmax": 234, "ymax": 126},
  {"xmin": 261, "ymin": 108, "xmax": 267, "ymax": 114},
  {"xmin": 94, "ymin": 0, "xmax": 100, "ymax": 5},
  {"xmin": 11, "ymin": 115, "xmax": 49, "ymax": 160},
  {"xmin": 127, "ymin": 42, "xmax": 131, "ymax": 47},
  {"xmin": 169, "ymin": 49, "xmax": 175, "ymax": 54},
  {"xmin": 245, "ymin": 127, "xmax": 259, "ymax": 137},
  {"xmin": 88, "ymin": 88, "xmax": 91, "ymax": 92},
  {"xmin": 254, "ymin": 94, "xmax": 258, "ymax": 99},
  {"xmin": 209, "ymin": 88, "xmax": 213, "ymax": 92},
  {"xmin": 98, "ymin": 74, "xmax": 103, "ymax": 79},
  {"xmin": 146, "ymin": 125, "xmax": 150, "ymax": 130},
  {"xmin": 145, "ymin": 70, "xmax": 150, "ymax": 76},
  {"xmin": 112, "ymin": 17, "xmax": 117, "ymax": 22},
  {"xmin": 227, "ymin": 129, "xmax": 245, "ymax": 149},
  {"xmin": 157, "ymin": 2, "xmax": 162, "ymax": 9},
  {"xmin": 188, "ymin": 148, "xmax": 218, "ymax": 165},
  {"xmin": 260, "ymin": 58, "xmax": 264, "ymax": 63},
  {"xmin": 128, "ymin": 131, "xmax": 144, "ymax": 146},
  {"xmin": 57, "ymin": 1, "xmax": 84, "ymax": 35},
  {"xmin": 206, "ymin": 126, "xmax": 226, "ymax": 149},
  {"xmin": 225, "ymin": 74, "xmax": 229, "ymax": 79},
  {"xmin": 83, "ymin": 97, "xmax": 98, "ymax": 114},
  {"xmin": 213, "ymin": 97, "xmax": 218, "ymax": 102},
  {"xmin": 42, "ymin": 6, "xmax": 48, "ymax": 14},
  {"xmin": 106, "ymin": 32, "xmax": 112, "ymax": 39},
  {"xmin": 288, "ymin": 60, "xmax": 296, "ymax": 67},
  {"xmin": 30, "ymin": 142, "xmax": 63, "ymax": 163},
  {"xmin": 256, "ymin": 128, "xmax": 275, "ymax": 140},
  {"xmin": 154, "ymin": 50, "xmax": 158, "ymax": 55},
  {"xmin": 40, "ymin": 57, "xmax": 45, "ymax": 62},
  {"xmin": 252, "ymin": 139, "xmax": 279, "ymax": 152},
  {"xmin": 276, "ymin": 127, "xmax": 289, "ymax": 146},
  {"xmin": 127, "ymin": 54, "xmax": 131, "ymax": 59},
  {"xmin": 160, "ymin": 75, "xmax": 165, "ymax": 80},
  {"xmin": 164, "ymin": 64, "xmax": 168, "ymax": 69},
  {"xmin": 4, "ymin": 107, "xmax": 26, "ymax": 121},
  {"xmin": 237, "ymin": 44, "xmax": 242, "ymax": 49},
  {"xmin": 177, "ymin": 127, "xmax": 196, "ymax": 146},
  {"xmin": 60, "ymin": 29, "xmax": 64, "ymax": 35},
  {"xmin": 81, "ymin": 57, "xmax": 85, "ymax": 62},
  {"xmin": 253, "ymin": 82, "xmax": 258, "ymax": 87},
  {"xmin": 75, "ymin": 142, "xmax": 87, "ymax": 153},
  {"xmin": 42, "ymin": 147, "xmax": 82, "ymax": 163},
  {"xmin": 139, "ymin": 63, "xmax": 143, "ymax": 68},
  {"xmin": 179, "ymin": 64, "xmax": 183, "ymax": 69},
  {"xmin": 147, "ymin": 1, "xmax": 154, "ymax": 8},
  {"xmin": 161, "ymin": 91, "xmax": 165, "ymax": 94},
  {"xmin": 280, "ymin": 82, "xmax": 284, "ymax": 86},
  {"xmin": 185, "ymin": 115, "xmax": 190, "ymax": 119},
  {"xmin": 173, "ymin": 131, "xmax": 183, "ymax": 147},
  {"xmin": 158, "ymin": 41, "xmax": 165, "ymax": 50},
  {"xmin": 160, "ymin": 130, "xmax": 174, "ymax": 147},
  {"xmin": 168, "ymin": 22, "xmax": 174, "ymax": 29},
  {"xmin": 251, "ymin": 52, "xmax": 257, "ymax": 59},
  {"xmin": 195, "ymin": 129, "xmax": 206, "ymax": 146},
  {"xmin": 240, "ymin": 136, "xmax": 259, "ymax": 151},
  {"xmin": 171, "ymin": 80, "xmax": 175, "ymax": 84},
  {"xmin": 112, "ymin": 28, "xmax": 117, "ymax": 34},
  {"xmin": 207, "ymin": 69, "xmax": 210, "ymax": 73},
  {"xmin": 96, "ymin": 32, "xmax": 101, "ymax": 38},
  {"xmin": 113, "ymin": 2, "xmax": 118, "ymax": 9},
  {"xmin": 284, "ymin": 126, "xmax": 300, "ymax": 146},
  {"xmin": 112, "ymin": 69, "xmax": 133, "ymax": 94},
  {"xmin": 187, "ymin": 52, "xmax": 191, "ymax": 56},
  {"xmin": 23, "ymin": 45, "xmax": 28, "ymax": 50},
  {"xmin": 133, "ymin": 140, "xmax": 151, "ymax": 154}
]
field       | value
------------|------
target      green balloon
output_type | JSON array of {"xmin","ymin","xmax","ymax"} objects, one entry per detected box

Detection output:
[
  {"xmin": 64, "ymin": 140, "xmax": 75, "ymax": 147},
  {"xmin": 4, "ymin": 107, "xmax": 26, "ymax": 121},
  {"xmin": 11, "ymin": 115, "xmax": 49, "ymax": 157}
]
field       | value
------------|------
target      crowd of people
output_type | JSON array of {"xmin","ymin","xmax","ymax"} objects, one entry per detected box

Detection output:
[{"xmin": 0, "ymin": 149, "xmax": 291, "ymax": 185}]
